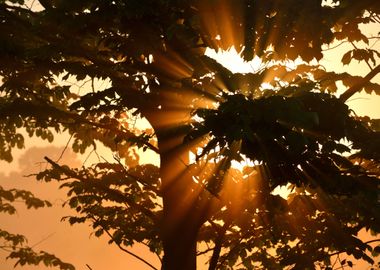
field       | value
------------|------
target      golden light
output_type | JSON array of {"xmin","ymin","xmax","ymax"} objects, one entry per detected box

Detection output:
[
  {"xmin": 205, "ymin": 47, "xmax": 263, "ymax": 73},
  {"xmin": 141, "ymin": 15, "xmax": 321, "ymax": 248},
  {"xmin": 195, "ymin": 48, "xmax": 320, "ymax": 204}
]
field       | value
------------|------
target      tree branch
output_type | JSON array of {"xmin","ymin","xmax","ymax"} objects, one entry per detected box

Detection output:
[
  {"xmin": 322, "ymin": 36, "xmax": 380, "ymax": 52},
  {"xmin": 0, "ymin": 98, "xmax": 159, "ymax": 154},
  {"xmin": 339, "ymin": 64, "xmax": 380, "ymax": 102},
  {"xmin": 197, "ymin": 247, "xmax": 213, "ymax": 256},
  {"xmin": 43, "ymin": 156, "xmax": 160, "ymax": 223},
  {"xmin": 208, "ymin": 221, "xmax": 230, "ymax": 270},
  {"xmin": 91, "ymin": 217, "xmax": 159, "ymax": 270},
  {"xmin": 208, "ymin": 235, "xmax": 224, "ymax": 270},
  {"xmin": 317, "ymin": 238, "xmax": 380, "ymax": 263}
]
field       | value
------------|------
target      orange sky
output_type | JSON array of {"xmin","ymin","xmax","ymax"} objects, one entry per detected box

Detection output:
[{"xmin": 0, "ymin": 146, "xmax": 161, "ymax": 270}]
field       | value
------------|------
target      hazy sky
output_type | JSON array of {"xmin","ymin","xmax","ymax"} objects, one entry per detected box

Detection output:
[{"xmin": 0, "ymin": 146, "xmax": 161, "ymax": 270}]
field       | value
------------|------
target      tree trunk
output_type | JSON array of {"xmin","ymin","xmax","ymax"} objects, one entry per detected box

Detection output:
[
  {"xmin": 159, "ymin": 144, "xmax": 202, "ymax": 270},
  {"xmin": 161, "ymin": 208, "xmax": 199, "ymax": 270},
  {"xmin": 143, "ymin": 90, "xmax": 208, "ymax": 270}
]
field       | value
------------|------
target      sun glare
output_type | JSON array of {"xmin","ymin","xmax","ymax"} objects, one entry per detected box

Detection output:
[
  {"xmin": 205, "ymin": 47, "xmax": 263, "ymax": 73},
  {"xmin": 196, "ymin": 47, "xmax": 304, "ymax": 202}
]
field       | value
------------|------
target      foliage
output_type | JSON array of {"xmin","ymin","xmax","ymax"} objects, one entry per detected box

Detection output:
[
  {"xmin": 1, "ymin": 0, "xmax": 380, "ymax": 269},
  {"xmin": 0, "ymin": 186, "xmax": 74, "ymax": 270}
]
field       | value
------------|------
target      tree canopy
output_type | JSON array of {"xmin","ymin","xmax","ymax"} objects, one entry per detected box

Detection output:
[{"xmin": 1, "ymin": 0, "xmax": 380, "ymax": 269}]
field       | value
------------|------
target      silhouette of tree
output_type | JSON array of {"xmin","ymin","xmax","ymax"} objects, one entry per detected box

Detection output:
[{"xmin": 1, "ymin": 0, "xmax": 380, "ymax": 269}]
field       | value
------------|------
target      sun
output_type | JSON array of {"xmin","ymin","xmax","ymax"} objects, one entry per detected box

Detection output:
[
  {"xmin": 205, "ymin": 47, "xmax": 263, "ymax": 73},
  {"xmin": 195, "ymin": 47, "xmax": 264, "ymax": 171}
]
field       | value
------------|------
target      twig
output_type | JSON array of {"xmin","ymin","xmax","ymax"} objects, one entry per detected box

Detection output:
[
  {"xmin": 140, "ymin": 241, "xmax": 163, "ymax": 263},
  {"xmin": 31, "ymin": 232, "xmax": 56, "ymax": 248},
  {"xmin": 331, "ymin": 253, "xmax": 340, "ymax": 269},
  {"xmin": 82, "ymin": 144, "xmax": 98, "ymax": 166},
  {"xmin": 26, "ymin": 0, "xmax": 36, "ymax": 10},
  {"xmin": 323, "ymin": 41, "xmax": 348, "ymax": 51},
  {"xmin": 91, "ymin": 77, "xmax": 95, "ymax": 93},
  {"xmin": 197, "ymin": 247, "xmax": 214, "ymax": 256},
  {"xmin": 91, "ymin": 217, "xmax": 159, "ymax": 270},
  {"xmin": 320, "ymin": 238, "xmax": 380, "ymax": 262},
  {"xmin": 350, "ymin": 42, "xmax": 373, "ymax": 70},
  {"xmin": 322, "ymin": 36, "xmax": 380, "ymax": 52},
  {"xmin": 56, "ymin": 134, "xmax": 73, "ymax": 163}
]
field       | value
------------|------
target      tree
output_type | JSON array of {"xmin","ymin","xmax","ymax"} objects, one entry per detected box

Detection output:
[{"xmin": 1, "ymin": 0, "xmax": 380, "ymax": 269}]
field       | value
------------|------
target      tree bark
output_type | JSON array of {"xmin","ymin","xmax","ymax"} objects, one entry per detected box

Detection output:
[
  {"xmin": 161, "ymin": 208, "xmax": 199, "ymax": 270},
  {"xmin": 159, "ymin": 142, "xmax": 203, "ymax": 270},
  {"xmin": 143, "ymin": 84, "xmax": 209, "ymax": 270}
]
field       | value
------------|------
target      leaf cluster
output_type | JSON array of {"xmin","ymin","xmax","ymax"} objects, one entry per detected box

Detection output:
[{"xmin": 37, "ymin": 158, "xmax": 163, "ymax": 256}]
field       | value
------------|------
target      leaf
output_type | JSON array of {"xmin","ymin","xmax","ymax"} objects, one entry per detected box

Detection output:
[
  {"xmin": 364, "ymin": 82, "xmax": 380, "ymax": 95},
  {"xmin": 62, "ymin": 73, "xmax": 70, "ymax": 81},
  {"xmin": 341, "ymin": 51, "xmax": 352, "ymax": 65},
  {"xmin": 351, "ymin": 49, "xmax": 377, "ymax": 65},
  {"xmin": 94, "ymin": 229, "xmax": 104, "ymax": 237}
]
